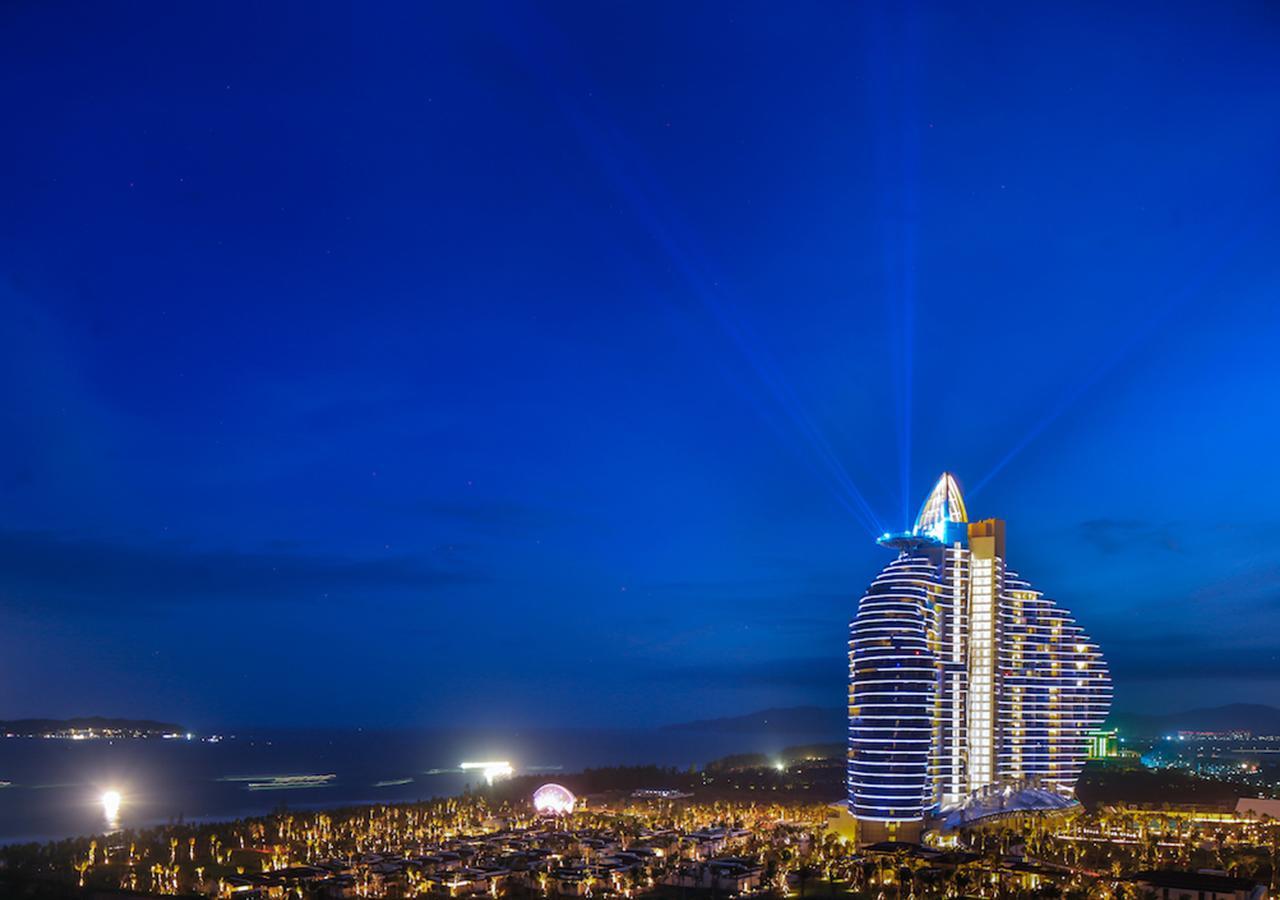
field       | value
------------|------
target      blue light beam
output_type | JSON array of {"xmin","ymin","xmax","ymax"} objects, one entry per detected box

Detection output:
[
  {"xmin": 971, "ymin": 196, "xmax": 1277, "ymax": 498},
  {"xmin": 493, "ymin": 7, "xmax": 892, "ymax": 538}
]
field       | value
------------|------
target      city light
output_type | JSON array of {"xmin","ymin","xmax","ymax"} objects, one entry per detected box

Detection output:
[{"xmin": 460, "ymin": 761, "xmax": 514, "ymax": 784}]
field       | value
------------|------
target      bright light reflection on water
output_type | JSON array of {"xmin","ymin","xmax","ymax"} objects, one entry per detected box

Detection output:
[{"xmin": 100, "ymin": 790, "xmax": 122, "ymax": 831}]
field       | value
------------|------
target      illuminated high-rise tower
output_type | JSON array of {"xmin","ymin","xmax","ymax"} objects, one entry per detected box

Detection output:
[{"xmin": 847, "ymin": 473, "xmax": 1110, "ymax": 843}]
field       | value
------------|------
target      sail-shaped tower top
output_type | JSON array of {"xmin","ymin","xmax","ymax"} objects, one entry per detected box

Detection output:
[
  {"xmin": 913, "ymin": 472, "xmax": 968, "ymax": 538},
  {"xmin": 879, "ymin": 472, "xmax": 970, "ymax": 549}
]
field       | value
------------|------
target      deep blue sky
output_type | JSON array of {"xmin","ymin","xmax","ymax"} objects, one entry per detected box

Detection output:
[{"xmin": 1, "ymin": 2, "xmax": 1278, "ymax": 729}]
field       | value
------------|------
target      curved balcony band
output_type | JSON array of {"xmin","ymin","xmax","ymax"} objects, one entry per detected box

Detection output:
[{"xmin": 848, "ymin": 473, "xmax": 1111, "ymax": 833}]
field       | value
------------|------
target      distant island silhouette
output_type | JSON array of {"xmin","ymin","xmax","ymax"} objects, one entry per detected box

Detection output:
[{"xmin": 0, "ymin": 717, "xmax": 185, "ymax": 737}]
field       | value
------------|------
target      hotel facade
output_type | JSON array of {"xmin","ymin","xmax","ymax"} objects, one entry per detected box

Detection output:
[{"xmin": 847, "ymin": 473, "xmax": 1111, "ymax": 843}]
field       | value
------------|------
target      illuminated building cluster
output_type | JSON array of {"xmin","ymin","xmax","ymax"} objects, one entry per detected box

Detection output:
[
  {"xmin": 7, "ymin": 784, "xmax": 837, "ymax": 898},
  {"xmin": 848, "ymin": 473, "xmax": 1112, "ymax": 842},
  {"xmin": 6, "ymin": 759, "xmax": 1280, "ymax": 898}
]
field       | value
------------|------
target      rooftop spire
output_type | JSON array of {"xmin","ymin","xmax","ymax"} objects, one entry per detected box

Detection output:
[
  {"xmin": 912, "ymin": 472, "xmax": 968, "ymax": 538},
  {"xmin": 877, "ymin": 471, "xmax": 970, "ymax": 550}
]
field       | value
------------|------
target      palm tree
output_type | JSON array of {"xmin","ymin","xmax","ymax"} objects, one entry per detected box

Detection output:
[{"xmin": 795, "ymin": 862, "xmax": 817, "ymax": 899}]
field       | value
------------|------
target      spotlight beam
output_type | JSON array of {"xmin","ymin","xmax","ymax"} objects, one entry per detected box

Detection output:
[
  {"xmin": 582, "ymin": 123, "xmax": 885, "ymax": 537},
  {"xmin": 866, "ymin": 1, "xmax": 924, "ymax": 530},
  {"xmin": 496, "ymin": 12, "xmax": 888, "ymax": 537},
  {"xmin": 971, "ymin": 198, "xmax": 1276, "ymax": 497}
]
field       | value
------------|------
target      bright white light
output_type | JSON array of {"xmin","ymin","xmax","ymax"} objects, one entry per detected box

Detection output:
[
  {"xmin": 101, "ymin": 790, "xmax": 122, "ymax": 830},
  {"xmin": 532, "ymin": 783, "xmax": 576, "ymax": 815},
  {"xmin": 460, "ymin": 760, "xmax": 514, "ymax": 785},
  {"xmin": 774, "ymin": 761, "xmax": 786, "ymax": 772}
]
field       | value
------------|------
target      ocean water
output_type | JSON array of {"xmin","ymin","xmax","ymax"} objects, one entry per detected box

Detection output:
[{"xmin": 0, "ymin": 727, "xmax": 833, "ymax": 846}]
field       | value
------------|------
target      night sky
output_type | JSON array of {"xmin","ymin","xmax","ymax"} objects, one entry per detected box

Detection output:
[{"xmin": 2, "ymin": 2, "xmax": 1278, "ymax": 729}]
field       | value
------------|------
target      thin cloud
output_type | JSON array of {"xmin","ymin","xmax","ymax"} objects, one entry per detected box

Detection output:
[
  {"xmin": 405, "ymin": 499, "xmax": 595, "ymax": 539},
  {"xmin": 0, "ymin": 529, "xmax": 485, "ymax": 613},
  {"xmin": 1108, "ymin": 639, "xmax": 1280, "ymax": 681},
  {"xmin": 1076, "ymin": 518, "xmax": 1183, "ymax": 555},
  {"xmin": 1191, "ymin": 564, "xmax": 1280, "ymax": 606},
  {"xmin": 652, "ymin": 656, "xmax": 845, "ymax": 692}
]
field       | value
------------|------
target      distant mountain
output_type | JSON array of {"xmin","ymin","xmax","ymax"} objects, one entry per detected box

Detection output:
[
  {"xmin": 0, "ymin": 717, "xmax": 184, "ymax": 737},
  {"xmin": 664, "ymin": 703, "xmax": 1280, "ymax": 740},
  {"xmin": 663, "ymin": 706, "xmax": 844, "ymax": 735},
  {"xmin": 1107, "ymin": 704, "xmax": 1280, "ymax": 737}
]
